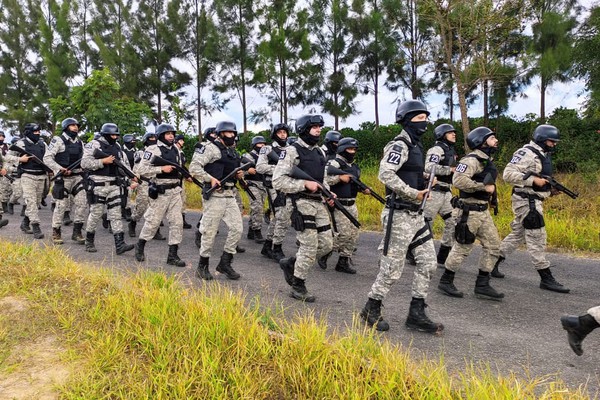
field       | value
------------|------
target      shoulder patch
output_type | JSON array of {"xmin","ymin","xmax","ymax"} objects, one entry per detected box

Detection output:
[
  {"xmin": 143, "ymin": 151, "xmax": 153, "ymax": 160},
  {"xmin": 510, "ymin": 155, "xmax": 522, "ymax": 164},
  {"xmin": 392, "ymin": 143, "xmax": 405, "ymax": 153},
  {"xmin": 259, "ymin": 147, "xmax": 267, "ymax": 155},
  {"xmin": 386, "ymin": 151, "xmax": 402, "ymax": 165},
  {"xmin": 195, "ymin": 145, "xmax": 205, "ymax": 155},
  {"xmin": 278, "ymin": 150, "xmax": 287, "ymax": 160},
  {"xmin": 84, "ymin": 142, "xmax": 93, "ymax": 149},
  {"xmin": 429, "ymin": 154, "xmax": 441, "ymax": 164},
  {"xmin": 455, "ymin": 163, "xmax": 468, "ymax": 173},
  {"xmin": 517, "ymin": 150, "xmax": 526, "ymax": 156}
]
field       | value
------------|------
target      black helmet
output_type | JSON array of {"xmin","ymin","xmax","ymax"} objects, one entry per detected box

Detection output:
[
  {"xmin": 287, "ymin": 136, "xmax": 298, "ymax": 146},
  {"xmin": 533, "ymin": 124, "xmax": 560, "ymax": 143},
  {"xmin": 0, "ymin": 131, "xmax": 4, "ymax": 137},
  {"xmin": 23, "ymin": 123, "xmax": 41, "ymax": 135},
  {"xmin": 155, "ymin": 123, "xmax": 176, "ymax": 137},
  {"xmin": 434, "ymin": 123, "xmax": 456, "ymax": 140},
  {"xmin": 203, "ymin": 127, "xmax": 217, "ymax": 141},
  {"xmin": 123, "ymin": 134, "xmax": 136, "ymax": 144},
  {"xmin": 142, "ymin": 132, "xmax": 157, "ymax": 146},
  {"xmin": 11, "ymin": 136, "xmax": 19, "ymax": 144},
  {"xmin": 61, "ymin": 118, "xmax": 79, "ymax": 132},
  {"xmin": 295, "ymin": 114, "xmax": 324, "ymax": 136},
  {"xmin": 337, "ymin": 137, "xmax": 359, "ymax": 153},
  {"xmin": 466, "ymin": 127, "xmax": 494, "ymax": 150},
  {"xmin": 324, "ymin": 130, "xmax": 342, "ymax": 144},
  {"xmin": 100, "ymin": 123, "xmax": 120, "ymax": 135},
  {"xmin": 175, "ymin": 134, "xmax": 185, "ymax": 142},
  {"xmin": 215, "ymin": 121, "xmax": 237, "ymax": 135},
  {"xmin": 395, "ymin": 100, "xmax": 429, "ymax": 124},
  {"xmin": 270, "ymin": 122, "xmax": 291, "ymax": 139},
  {"xmin": 251, "ymin": 135, "xmax": 267, "ymax": 147}
]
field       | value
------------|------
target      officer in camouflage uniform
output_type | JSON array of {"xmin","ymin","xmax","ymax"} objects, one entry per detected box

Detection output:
[
  {"xmin": 10, "ymin": 123, "xmax": 48, "ymax": 239},
  {"xmin": 275, "ymin": 114, "xmax": 333, "ymax": 303},
  {"xmin": 437, "ymin": 127, "xmax": 504, "ymax": 301},
  {"xmin": 190, "ymin": 121, "xmax": 244, "ymax": 281},
  {"xmin": 122, "ymin": 133, "xmax": 138, "ymax": 221},
  {"xmin": 193, "ymin": 127, "xmax": 217, "ymax": 248},
  {"xmin": 175, "ymin": 134, "xmax": 192, "ymax": 230},
  {"xmin": 134, "ymin": 123, "xmax": 186, "ymax": 267},
  {"xmin": 561, "ymin": 305, "xmax": 600, "ymax": 356},
  {"xmin": 496, "ymin": 124, "xmax": 569, "ymax": 293},
  {"xmin": 6, "ymin": 137, "xmax": 21, "ymax": 215},
  {"xmin": 43, "ymin": 118, "xmax": 86, "ymax": 245},
  {"xmin": 424, "ymin": 123, "xmax": 458, "ymax": 267},
  {"xmin": 360, "ymin": 101, "xmax": 443, "ymax": 333},
  {"xmin": 322, "ymin": 137, "xmax": 365, "ymax": 274},
  {"xmin": 256, "ymin": 123, "xmax": 293, "ymax": 261},
  {"xmin": 244, "ymin": 135, "xmax": 267, "ymax": 244},
  {"xmin": 81, "ymin": 123, "xmax": 135, "ymax": 255},
  {"xmin": 0, "ymin": 131, "xmax": 11, "ymax": 215},
  {"xmin": 321, "ymin": 130, "xmax": 342, "ymax": 161}
]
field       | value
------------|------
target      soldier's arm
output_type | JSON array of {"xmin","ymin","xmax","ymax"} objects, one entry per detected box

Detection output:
[
  {"xmin": 43, "ymin": 137, "xmax": 66, "ymax": 174},
  {"xmin": 256, "ymin": 146, "xmax": 275, "ymax": 175},
  {"xmin": 188, "ymin": 144, "xmax": 220, "ymax": 183},
  {"xmin": 272, "ymin": 147, "xmax": 305, "ymax": 193},
  {"xmin": 452, "ymin": 157, "xmax": 484, "ymax": 192},
  {"xmin": 378, "ymin": 141, "xmax": 419, "ymax": 201},
  {"xmin": 502, "ymin": 149, "xmax": 537, "ymax": 187},
  {"xmin": 324, "ymin": 159, "xmax": 342, "ymax": 186},
  {"xmin": 81, "ymin": 141, "xmax": 104, "ymax": 171},
  {"xmin": 136, "ymin": 146, "xmax": 163, "ymax": 179},
  {"xmin": 425, "ymin": 146, "xmax": 451, "ymax": 176}
]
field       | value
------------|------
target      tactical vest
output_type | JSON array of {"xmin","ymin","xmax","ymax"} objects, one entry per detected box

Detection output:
[
  {"xmin": 20, "ymin": 140, "xmax": 46, "ymax": 173},
  {"xmin": 54, "ymin": 135, "xmax": 83, "ymax": 168},
  {"xmin": 385, "ymin": 137, "xmax": 425, "ymax": 196},
  {"xmin": 525, "ymin": 145, "xmax": 553, "ymax": 192},
  {"xmin": 434, "ymin": 140, "xmax": 457, "ymax": 184},
  {"xmin": 268, "ymin": 146, "xmax": 283, "ymax": 166},
  {"xmin": 293, "ymin": 142, "xmax": 326, "ymax": 184},
  {"xmin": 203, "ymin": 141, "xmax": 240, "ymax": 180},
  {"xmin": 155, "ymin": 145, "xmax": 181, "ymax": 180},
  {"xmin": 244, "ymin": 151, "xmax": 261, "ymax": 181},
  {"xmin": 330, "ymin": 158, "xmax": 360, "ymax": 199},
  {"xmin": 92, "ymin": 140, "xmax": 120, "ymax": 177},
  {"xmin": 123, "ymin": 146, "xmax": 136, "ymax": 169},
  {"xmin": 458, "ymin": 153, "xmax": 498, "ymax": 201}
]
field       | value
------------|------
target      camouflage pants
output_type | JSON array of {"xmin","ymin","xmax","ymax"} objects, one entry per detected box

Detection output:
[
  {"xmin": 423, "ymin": 189, "xmax": 456, "ymax": 247},
  {"xmin": 588, "ymin": 306, "xmax": 600, "ymax": 323},
  {"xmin": 0, "ymin": 176, "xmax": 12, "ymax": 202},
  {"xmin": 52, "ymin": 176, "xmax": 87, "ymax": 228},
  {"xmin": 332, "ymin": 201, "xmax": 359, "ymax": 257},
  {"xmin": 9, "ymin": 178, "xmax": 22, "ymax": 204},
  {"xmin": 21, "ymin": 174, "xmax": 47, "ymax": 224},
  {"xmin": 131, "ymin": 182, "xmax": 149, "ymax": 222},
  {"xmin": 293, "ymin": 198, "xmax": 333, "ymax": 281},
  {"xmin": 235, "ymin": 189, "xmax": 244, "ymax": 213},
  {"xmin": 199, "ymin": 190, "xmax": 242, "ymax": 258},
  {"xmin": 265, "ymin": 189, "xmax": 293, "ymax": 245},
  {"xmin": 140, "ymin": 187, "xmax": 183, "ymax": 245},
  {"xmin": 368, "ymin": 208, "xmax": 437, "ymax": 301},
  {"xmin": 499, "ymin": 195, "xmax": 549, "ymax": 270},
  {"xmin": 86, "ymin": 182, "xmax": 124, "ymax": 234},
  {"xmin": 445, "ymin": 208, "xmax": 500, "ymax": 273},
  {"xmin": 248, "ymin": 182, "xmax": 267, "ymax": 230}
]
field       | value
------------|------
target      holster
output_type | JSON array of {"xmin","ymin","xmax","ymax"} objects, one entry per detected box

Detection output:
[
  {"xmin": 290, "ymin": 196, "xmax": 305, "ymax": 231},
  {"xmin": 148, "ymin": 182, "xmax": 162, "ymax": 200},
  {"xmin": 522, "ymin": 197, "xmax": 545, "ymax": 229},
  {"xmin": 52, "ymin": 177, "xmax": 66, "ymax": 200},
  {"xmin": 454, "ymin": 208, "xmax": 476, "ymax": 244}
]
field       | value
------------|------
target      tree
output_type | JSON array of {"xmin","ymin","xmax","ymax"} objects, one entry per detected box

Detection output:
[{"xmin": 573, "ymin": 5, "xmax": 600, "ymax": 118}]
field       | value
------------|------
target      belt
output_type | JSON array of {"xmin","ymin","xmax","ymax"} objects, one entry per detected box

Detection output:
[
  {"xmin": 337, "ymin": 199, "xmax": 355, "ymax": 206},
  {"xmin": 432, "ymin": 184, "xmax": 451, "ymax": 192},
  {"xmin": 386, "ymin": 200, "xmax": 420, "ymax": 212},
  {"xmin": 297, "ymin": 192, "xmax": 322, "ymax": 202},
  {"xmin": 512, "ymin": 189, "xmax": 543, "ymax": 201},
  {"xmin": 462, "ymin": 203, "xmax": 488, "ymax": 212},
  {"xmin": 156, "ymin": 183, "xmax": 180, "ymax": 191},
  {"xmin": 21, "ymin": 169, "xmax": 46, "ymax": 176},
  {"xmin": 92, "ymin": 180, "xmax": 118, "ymax": 187}
]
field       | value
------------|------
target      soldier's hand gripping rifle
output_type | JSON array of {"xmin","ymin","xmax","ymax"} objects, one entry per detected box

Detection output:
[
  {"xmin": 92, "ymin": 149, "xmax": 150, "ymax": 183},
  {"xmin": 203, "ymin": 161, "xmax": 255, "ymax": 200},
  {"xmin": 418, "ymin": 165, "xmax": 437, "ymax": 215},
  {"xmin": 50, "ymin": 158, "xmax": 82, "ymax": 182},
  {"xmin": 9, "ymin": 144, "xmax": 53, "ymax": 173},
  {"xmin": 288, "ymin": 166, "xmax": 361, "ymax": 229},
  {"xmin": 483, "ymin": 173, "xmax": 499, "ymax": 215},
  {"xmin": 326, "ymin": 165, "xmax": 386, "ymax": 204},
  {"xmin": 522, "ymin": 171, "xmax": 579, "ymax": 199},
  {"xmin": 150, "ymin": 155, "xmax": 204, "ymax": 188},
  {"xmin": 237, "ymin": 156, "xmax": 258, "ymax": 201}
]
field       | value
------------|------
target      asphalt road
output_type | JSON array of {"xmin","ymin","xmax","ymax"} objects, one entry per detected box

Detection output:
[{"xmin": 1, "ymin": 205, "xmax": 599, "ymax": 395}]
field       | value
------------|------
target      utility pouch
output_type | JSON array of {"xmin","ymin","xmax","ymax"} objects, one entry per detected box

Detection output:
[
  {"xmin": 522, "ymin": 197, "xmax": 545, "ymax": 229},
  {"xmin": 273, "ymin": 192, "xmax": 286, "ymax": 208},
  {"xmin": 454, "ymin": 208, "xmax": 476, "ymax": 245},
  {"xmin": 290, "ymin": 196, "xmax": 305, "ymax": 231},
  {"xmin": 52, "ymin": 177, "xmax": 65, "ymax": 200},
  {"xmin": 148, "ymin": 182, "xmax": 160, "ymax": 200}
]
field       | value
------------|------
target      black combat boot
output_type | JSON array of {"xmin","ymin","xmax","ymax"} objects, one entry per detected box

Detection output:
[
  {"xmin": 491, "ymin": 256, "xmax": 505, "ymax": 278},
  {"xmin": 135, "ymin": 239, "xmax": 146, "ymax": 262},
  {"xmin": 247, "ymin": 228, "xmax": 255, "ymax": 240},
  {"xmin": 405, "ymin": 297, "xmax": 444, "ymax": 334},
  {"xmin": 438, "ymin": 269, "xmax": 464, "ymax": 298},
  {"xmin": 196, "ymin": 257, "xmax": 213, "ymax": 280},
  {"xmin": 71, "ymin": 222, "xmax": 85, "ymax": 244},
  {"xmin": 182, "ymin": 213, "xmax": 192, "ymax": 229},
  {"xmin": 128, "ymin": 220, "xmax": 137, "ymax": 238},
  {"xmin": 271, "ymin": 244, "xmax": 285, "ymax": 262},
  {"xmin": 474, "ymin": 272, "xmax": 505, "ymax": 301},
  {"xmin": 153, "ymin": 228, "xmax": 166, "ymax": 241},
  {"xmin": 52, "ymin": 226, "xmax": 63, "ymax": 244},
  {"xmin": 0, "ymin": 217, "xmax": 7, "ymax": 228},
  {"xmin": 253, "ymin": 229, "xmax": 265, "ymax": 244},
  {"xmin": 279, "ymin": 256, "xmax": 296, "ymax": 286},
  {"xmin": 538, "ymin": 268, "xmax": 570, "ymax": 293},
  {"xmin": 235, "ymin": 245, "xmax": 246, "ymax": 253},
  {"xmin": 335, "ymin": 256, "xmax": 356, "ymax": 274},
  {"xmin": 1, "ymin": 202, "xmax": 7, "ymax": 213},
  {"xmin": 290, "ymin": 276, "xmax": 316, "ymax": 302},
  {"xmin": 318, "ymin": 252, "xmax": 331, "ymax": 270},
  {"xmin": 436, "ymin": 245, "xmax": 452, "ymax": 267},
  {"xmin": 6, "ymin": 202, "xmax": 14, "ymax": 215},
  {"xmin": 63, "ymin": 211, "xmax": 73, "ymax": 226},
  {"xmin": 20, "ymin": 205, "xmax": 26, "ymax": 217},
  {"xmin": 261, "ymin": 240, "xmax": 273, "ymax": 259},
  {"xmin": 360, "ymin": 298, "xmax": 390, "ymax": 331},
  {"xmin": 216, "ymin": 252, "xmax": 240, "ymax": 280},
  {"xmin": 124, "ymin": 207, "xmax": 132, "ymax": 221},
  {"xmin": 85, "ymin": 231, "xmax": 97, "ymax": 253},
  {"xmin": 114, "ymin": 232, "xmax": 134, "ymax": 255},
  {"xmin": 561, "ymin": 314, "xmax": 600, "ymax": 356},
  {"xmin": 167, "ymin": 244, "xmax": 186, "ymax": 267},
  {"xmin": 20, "ymin": 216, "xmax": 32, "ymax": 234}
]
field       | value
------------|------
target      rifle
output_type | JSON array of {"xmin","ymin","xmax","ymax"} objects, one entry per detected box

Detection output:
[
  {"xmin": 150, "ymin": 155, "xmax": 203, "ymax": 188},
  {"xmin": 92, "ymin": 149, "xmax": 149, "ymax": 183},
  {"xmin": 203, "ymin": 161, "xmax": 255, "ymax": 200},
  {"xmin": 288, "ymin": 166, "xmax": 361, "ymax": 229},
  {"xmin": 50, "ymin": 158, "xmax": 82, "ymax": 182},
  {"xmin": 237, "ymin": 155, "xmax": 258, "ymax": 201},
  {"xmin": 418, "ymin": 165, "xmax": 437, "ymax": 215},
  {"xmin": 522, "ymin": 171, "xmax": 579, "ymax": 199},
  {"xmin": 326, "ymin": 165, "xmax": 386, "ymax": 204},
  {"xmin": 483, "ymin": 173, "xmax": 499, "ymax": 215},
  {"xmin": 9, "ymin": 144, "xmax": 53, "ymax": 173},
  {"xmin": 382, "ymin": 192, "xmax": 395, "ymax": 256}
]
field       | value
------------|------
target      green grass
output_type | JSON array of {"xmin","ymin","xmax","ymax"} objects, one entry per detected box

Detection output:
[{"xmin": 0, "ymin": 241, "xmax": 592, "ymax": 398}]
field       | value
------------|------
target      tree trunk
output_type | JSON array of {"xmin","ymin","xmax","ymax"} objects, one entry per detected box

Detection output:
[
  {"xmin": 483, "ymin": 79, "xmax": 489, "ymax": 127},
  {"xmin": 540, "ymin": 75, "xmax": 546, "ymax": 123},
  {"xmin": 457, "ymin": 82, "xmax": 470, "ymax": 153}
]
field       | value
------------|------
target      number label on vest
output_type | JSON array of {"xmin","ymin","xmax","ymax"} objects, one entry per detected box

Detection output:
[
  {"xmin": 429, "ymin": 154, "xmax": 441, "ymax": 163},
  {"xmin": 455, "ymin": 163, "xmax": 468, "ymax": 173},
  {"xmin": 278, "ymin": 150, "xmax": 286, "ymax": 160},
  {"xmin": 386, "ymin": 152, "xmax": 401, "ymax": 165},
  {"xmin": 259, "ymin": 147, "xmax": 267, "ymax": 155},
  {"xmin": 84, "ymin": 142, "xmax": 93, "ymax": 149},
  {"xmin": 510, "ymin": 155, "xmax": 522, "ymax": 164},
  {"xmin": 143, "ymin": 151, "xmax": 153, "ymax": 160}
]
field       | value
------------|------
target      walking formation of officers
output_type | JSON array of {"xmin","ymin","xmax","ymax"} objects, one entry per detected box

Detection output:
[{"xmin": 0, "ymin": 101, "xmax": 582, "ymax": 338}]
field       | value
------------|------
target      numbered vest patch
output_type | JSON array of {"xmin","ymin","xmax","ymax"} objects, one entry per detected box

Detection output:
[
  {"xmin": 386, "ymin": 152, "xmax": 401, "ymax": 165},
  {"xmin": 259, "ymin": 147, "xmax": 268, "ymax": 155},
  {"xmin": 84, "ymin": 142, "xmax": 93, "ymax": 149},
  {"xmin": 278, "ymin": 150, "xmax": 286, "ymax": 160},
  {"xmin": 429, "ymin": 154, "xmax": 441, "ymax": 163},
  {"xmin": 143, "ymin": 151, "xmax": 153, "ymax": 160},
  {"xmin": 510, "ymin": 155, "xmax": 522, "ymax": 164},
  {"xmin": 455, "ymin": 163, "xmax": 468, "ymax": 173}
]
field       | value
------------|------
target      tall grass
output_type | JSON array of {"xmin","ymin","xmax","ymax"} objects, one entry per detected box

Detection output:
[{"xmin": 0, "ymin": 241, "xmax": 591, "ymax": 398}]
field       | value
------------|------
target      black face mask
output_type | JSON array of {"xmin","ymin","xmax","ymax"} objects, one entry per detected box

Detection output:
[
  {"xmin": 222, "ymin": 136, "xmax": 236, "ymax": 147},
  {"xmin": 66, "ymin": 130, "xmax": 78, "ymax": 140},
  {"xmin": 159, "ymin": 135, "xmax": 173, "ymax": 146},
  {"xmin": 404, "ymin": 120, "xmax": 428, "ymax": 135},
  {"xmin": 341, "ymin": 151, "xmax": 355, "ymax": 163},
  {"xmin": 26, "ymin": 132, "xmax": 40, "ymax": 143},
  {"xmin": 104, "ymin": 135, "xmax": 118, "ymax": 145},
  {"xmin": 300, "ymin": 132, "xmax": 320, "ymax": 146},
  {"xmin": 481, "ymin": 146, "xmax": 498, "ymax": 156},
  {"xmin": 274, "ymin": 137, "xmax": 287, "ymax": 147},
  {"xmin": 124, "ymin": 142, "xmax": 136, "ymax": 150},
  {"xmin": 0, "ymin": 140, "xmax": 4, "ymax": 145}
]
